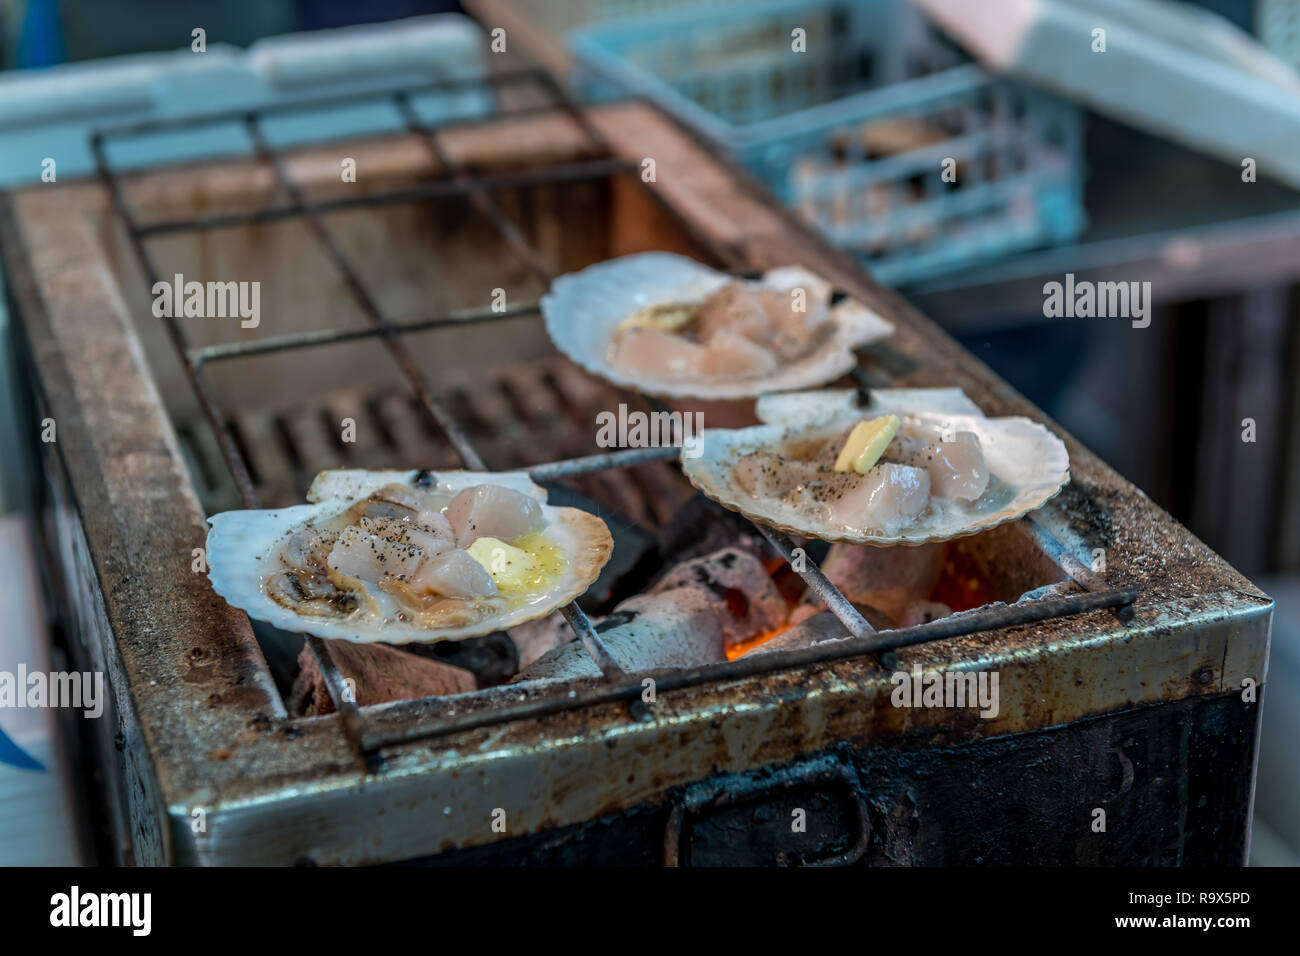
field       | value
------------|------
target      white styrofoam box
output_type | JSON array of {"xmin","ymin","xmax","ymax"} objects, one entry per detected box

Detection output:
[
  {"xmin": 0, "ymin": 13, "xmax": 490, "ymax": 186},
  {"xmin": 0, "ymin": 515, "xmax": 86, "ymax": 865},
  {"xmin": 912, "ymin": 0, "xmax": 1300, "ymax": 192}
]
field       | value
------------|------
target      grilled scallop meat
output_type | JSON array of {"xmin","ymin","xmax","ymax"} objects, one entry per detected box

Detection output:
[
  {"xmin": 542, "ymin": 252, "xmax": 894, "ymax": 400},
  {"xmin": 682, "ymin": 388, "xmax": 1071, "ymax": 545},
  {"xmin": 606, "ymin": 280, "xmax": 832, "ymax": 383},
  {"xmin": 206, "ymin": 470, "xmax": 613, "ymax": 644},
  {"xmin": 730, "ymin": 419, "xmax": 962, "ymax": 536}
]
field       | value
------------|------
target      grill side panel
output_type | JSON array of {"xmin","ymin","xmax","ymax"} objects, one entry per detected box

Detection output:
[{"xmin": 404, "ymin": 690, "xmax": 1262, "ymax": 866}]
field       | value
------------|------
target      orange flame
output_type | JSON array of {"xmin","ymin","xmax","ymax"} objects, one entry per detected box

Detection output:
[{"xmin": 725, "ymin": 623, "xmax": 792, "ymax": 660}]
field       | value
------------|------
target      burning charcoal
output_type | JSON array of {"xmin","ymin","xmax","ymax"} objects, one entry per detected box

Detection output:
[
  {"xmin": 657, "ymin": 493, "xmax": 767, "ymax": 566},
  {"xmin": 403, "ymin": 632, "xmax": 518, "ymax": 686},
  {"xmin": 290, "ymin": 642, "xmax": 475, "ymax": 716},
  {"xmin": 507, "ymin": 612, "xmax": 576, "ymax": 670},
  {"xmin": 651, "ymin": 547, "xmax": 788, "ymax": 647},
  {"xmin": 899, "ymin": 601, "xmax": 953, "ymax": 628},
  {"xmin": 748, "ymin": 600, "xmax": 895, "ymax": 657},
  {"xmin": 538, "ymin": 482, "xmax": 657, "ymax": 609},
  {"xmin": 581, "ymin": 467, "xmax": 655, "ymax": 529},
  {"xmin": 799, "ymin": 541, "xmax": 946, "ymax": 623},
  {"xmin": 630, "ymin": 460, "xmax": 696, "ymax": 527},
  {"xmin": 513, "ymin": 589, "xmax": 725, "ymax": 682},
  {"xmin": 750, "ymin": 609, "xmax": 849, "ymax": 655},
  {"xmin": 786, "ymin": 600, "xmax": 891, "ymax": 629}
]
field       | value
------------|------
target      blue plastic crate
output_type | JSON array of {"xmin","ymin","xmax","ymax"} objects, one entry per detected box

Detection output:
[
  {"xmin": 1259, "ymin": 0, "xmax": 1300, "ymax": 70},
  {"xmin": 572, "ymin": 0, "xmax": 1087, "ymax": 285}
]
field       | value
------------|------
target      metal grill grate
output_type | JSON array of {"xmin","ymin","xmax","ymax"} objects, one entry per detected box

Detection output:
[{"xmin": 88, "ymin": 61, "xmax": 1136, "ymax": 767}]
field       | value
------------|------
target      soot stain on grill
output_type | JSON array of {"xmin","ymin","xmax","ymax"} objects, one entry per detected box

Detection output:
[{"xmin": 1061, "ymin": 481, "xmax": 1115, "ymax": 547}]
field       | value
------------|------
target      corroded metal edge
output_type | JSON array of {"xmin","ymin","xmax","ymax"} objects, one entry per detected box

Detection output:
[
  {"xmin": 177, "ymin": 597, "xmax": 1270, "ymax": 864},
  {"xmin": 1, "ymin": 186, "xmax": 310, "ymax": 864}
]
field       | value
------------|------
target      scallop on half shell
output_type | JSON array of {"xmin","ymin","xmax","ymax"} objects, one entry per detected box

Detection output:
[
  {"xmin": 541, "ymin": 251, "xmax": 894, "ymax": 399},
  {"xmin": 681, "ymin": 388, "xmax": 1070, "ymax": 546},
  {"xmin": 206, "ymin": 470, "xmax": 613, "ymax": 644}
]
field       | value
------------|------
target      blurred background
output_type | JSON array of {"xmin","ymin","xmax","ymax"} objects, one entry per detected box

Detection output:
[{"xmin": 0, "ymin": 0, "xmax": 1295, "ymax": 864}]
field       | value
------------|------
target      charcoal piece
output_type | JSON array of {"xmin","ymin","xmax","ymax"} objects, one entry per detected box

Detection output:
[
  {"xmin": 539, "ymin": 481, "xmax": 658, "ymax": 611},
  {"xmin": 291, "ymin": 642, "xmax": 476, "ymax": 716},
  {"xmin": 650, "ymin": 547, "xmax": 788, "ymax": 647},
  {"xmin": 752, "ymin": 609, "xmax": 850, "ymax": 655},
  {"xmin": 401, "ymin": 631, "xmax": 519, "ymax": 686},
  {"xmin": 507, "ymin": 613, "xmax": 576, "ymax": 670},
  {"xmin": 513, "ymin": 588, "xmax": 725, "ymax": 682},
  {"xmin": 656, "ymin": 492, "xmax": 767, "ymax": 567},
  {"xmin": 798, "ymin": 541, "xmax": 946, "ymax": 623},
  {"xmin": 751, "ymin": 601, "xmax": 895, "ymax": 657}
]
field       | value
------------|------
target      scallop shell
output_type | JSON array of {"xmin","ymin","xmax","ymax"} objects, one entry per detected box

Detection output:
[
  {"xmin": 541, "ymin": 252, "xmax": 894, "ymax": 399},
  {"xmin": 206, "ymin": 470, "xmax": 613, "ymax": 644},
  {"xmin": 681, "ymin": 389, "xmax": 1070, "ymax": 546}
]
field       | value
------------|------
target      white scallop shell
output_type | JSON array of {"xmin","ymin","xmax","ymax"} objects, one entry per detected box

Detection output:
[
  {"xmin": 541, "ymin": 252, "xmax": 894, "ymax": 399},
  {"xmin": 681, "ymin": 389, "xmax": 1070, "ymax": 546},
  {"xmin": 206, "ymin": 470, "xmax": 613, "ymax": 644}
]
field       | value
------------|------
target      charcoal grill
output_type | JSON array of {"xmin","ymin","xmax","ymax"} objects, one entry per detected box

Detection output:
[{"xmin": 0, "ymin": 43, "xmax": 1271, "ymax": 865}]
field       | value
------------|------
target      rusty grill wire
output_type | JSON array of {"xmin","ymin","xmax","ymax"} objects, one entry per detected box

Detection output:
[{"xmin": 88, "ymin": 64, "xmax": 1136, "ymax": 767}]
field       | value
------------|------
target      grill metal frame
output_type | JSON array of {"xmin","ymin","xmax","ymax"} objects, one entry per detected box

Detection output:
[
  {"xmin": 87, "ymin": 65, "xmax": 1136, "ymax": 765},
  {"xmin": 1, "ymin": 37, "xmax": 1271, "ymax": 864}
]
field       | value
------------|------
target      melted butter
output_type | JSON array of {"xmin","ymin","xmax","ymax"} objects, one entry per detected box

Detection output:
[
  {"xmin": 616, "ymin": 301, "xmax": 697, "ymax": 334},
  {"xmin": 476, "ymin": 532, "xmax": 569, "ymax": 607}
]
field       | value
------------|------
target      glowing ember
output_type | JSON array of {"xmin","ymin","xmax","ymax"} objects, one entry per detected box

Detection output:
[
  {"xmin": 930, "ymin": 547, "xmax": 994, "ymax": 611},
  {"xmin": 726, "ymin": 624, "xmax": 791, "ymax": 660}
]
